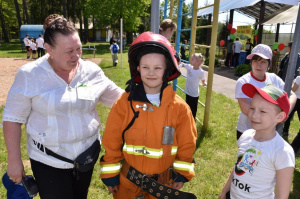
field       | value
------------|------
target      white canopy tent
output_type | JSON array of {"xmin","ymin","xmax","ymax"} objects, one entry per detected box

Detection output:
[
  {"xmin": 197, "ymin": 0, "xmax": 298, "ymax": 17},
  {"xmin": 262, "ymin": 4, "xmax": 299, "ymax": 24}
]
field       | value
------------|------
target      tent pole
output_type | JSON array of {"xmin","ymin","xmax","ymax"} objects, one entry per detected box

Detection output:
[
  {"xmin": 258, "ymin": 0, "xmax": 265, "ymax": 44},
  {"xmin": 275, "ymin": 23, "xmax": 280, "ymax": 42},
  {"xmin": 277, "ymin": 6, "xmax": 300, "ymax": 135}
]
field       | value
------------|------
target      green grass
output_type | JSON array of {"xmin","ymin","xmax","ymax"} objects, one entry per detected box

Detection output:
[{"xmin": 0, "ymin": 41, "xmax": 299, "ymax": 198}]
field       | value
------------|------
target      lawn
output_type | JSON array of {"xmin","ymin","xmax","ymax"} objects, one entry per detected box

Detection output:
[{"xmin": 0, "ymin": 40, "xmax": 299, "ymax": 198}]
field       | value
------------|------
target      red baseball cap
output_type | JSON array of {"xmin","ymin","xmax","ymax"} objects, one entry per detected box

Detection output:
[{"xmin": 242, "ymin": 83, "xmax": 290, "ymax": 120}]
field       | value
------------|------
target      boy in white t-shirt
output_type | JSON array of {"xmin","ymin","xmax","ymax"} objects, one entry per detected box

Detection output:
[
  {"xmin": 219, "ymin": 83, "xmax": 295, "ymax": 199},
  {"xmin": 181, "ymin": 53, "xmax": 206, "ymax": 118},
  {"xmin": 36, "ymin": 34, "xmax": 45, "ymax": 58},
  {"xmin": 23, "ymin": 34, "xmax": 31, "ymax": 59}
]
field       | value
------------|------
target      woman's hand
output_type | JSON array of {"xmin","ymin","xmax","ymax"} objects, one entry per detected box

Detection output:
[{"xmin": 7, "ymin": 158, "xmax": 25, "ymax": 183}]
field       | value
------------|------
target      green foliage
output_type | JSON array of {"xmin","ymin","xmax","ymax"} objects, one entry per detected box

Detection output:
[
  {"xmin": 204, "ymin": 57, "xmax": 220, "ymax": 67},
  {"xmin": 86, "ymin": 0, "xmax": 151, "ymax": 33},
  {"xmin": 218, "ymin": 22, "xmax": 227, "ymax": 43},
  {"xmin": 235, "ymin": 64, "xmax": 251, "ymax": 76}
]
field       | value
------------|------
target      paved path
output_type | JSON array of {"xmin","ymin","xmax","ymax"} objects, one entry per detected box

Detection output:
[{"xmin": 180, "ymin": 66, "xmax": 238, "ymax": 100}]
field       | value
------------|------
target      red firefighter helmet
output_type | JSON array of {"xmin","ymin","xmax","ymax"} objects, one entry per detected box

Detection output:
[{"xmin": 128, "ymin": 31, "xmax": 181, "ymax": 83}]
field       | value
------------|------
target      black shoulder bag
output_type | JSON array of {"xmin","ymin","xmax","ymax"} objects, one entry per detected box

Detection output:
[{"xmin": 33, "ymin": 139, "xmax": 101, "ymax": 173}]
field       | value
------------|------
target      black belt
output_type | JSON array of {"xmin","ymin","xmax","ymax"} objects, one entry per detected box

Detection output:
[{"xmin": 126, "ymin": 165, "xmax": 197, "ymax": 199}]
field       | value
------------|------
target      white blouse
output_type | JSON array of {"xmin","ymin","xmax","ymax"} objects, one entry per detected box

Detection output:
[{"xmin": 3, "ymin": 54, "xmax": 124, "ymax": 169}]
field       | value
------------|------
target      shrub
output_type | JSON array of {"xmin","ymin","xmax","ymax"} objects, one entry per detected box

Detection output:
[
  {"xmin": 235, "ymin": 64, "xmax": 251, "ymax": 76},
  {"xmin": 204, "ymin": 58, "xmax": 220, "ymax": 67}
]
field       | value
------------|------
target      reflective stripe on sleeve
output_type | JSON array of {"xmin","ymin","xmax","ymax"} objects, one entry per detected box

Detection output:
[
  {"xmin": 173, "ymin": 160, "xmax": 195, "ymax": 172},
  {"xmin": 171, "ymin": 146, "xmax": 178, "ymax": 155},
  {"xmin": 100, "ymin": 163, "xmax": 122, "ymax": 174}
]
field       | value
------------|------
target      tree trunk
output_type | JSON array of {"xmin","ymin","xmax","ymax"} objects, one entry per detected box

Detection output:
[
  {"xmin": 22, "ymin": 0, "xmax": 30, "ymax": 24},
  {"xmin": 82, "ymin": 0, "xmax": 89, "ymax": 44},
  {"xmin": 92, "ymin": 15, "xmax": 95, "ymax": 41},
  {"xmin": 0, "ymin": 1, "xmax": 9, "ymax": 42},
  {"xmin": 126, "ymin": 32, "xmax": 133, "ymax": 44},
  {"xmin": 62, "ymin": 0, "xmax": 66, "ymax": 18},
  {"xmin": 77, "ymin": 0, "xmax": 83, "ymax": 41},
  {"xmin": 14, "ymin": 0, "xmax": 22, "ymax": 28},
  {"xmin": 83, "ymin": 16, "xmax": 88, "ymax": 43}
]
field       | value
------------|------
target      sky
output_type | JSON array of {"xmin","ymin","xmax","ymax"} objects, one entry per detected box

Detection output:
[{"xmin": 169, "ymin": 0, "xmax": 296, "ymax": 33}]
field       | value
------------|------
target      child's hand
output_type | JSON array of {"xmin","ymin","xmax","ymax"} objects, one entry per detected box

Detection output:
[
  {"xmin": 172, "ymin": 182, "xmax": 184, "ymax": 190},
  {"xmin": 108, "ymin": 185, "xmax": 119, "ymax": 194}
]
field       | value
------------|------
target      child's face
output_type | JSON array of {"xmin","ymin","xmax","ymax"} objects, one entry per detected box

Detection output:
[
  {"xmin": 190, "ymin": 55, "xmax": 202, "ymax": 67},
  {"xmin": 251, "ymin": 57, "xmax": 269, "ymax": 78},
  {"xmin": 248, "ymin": 93, "xmax": 285, "ymax": 134},
  {"xmin": 137, "ymin": 53, "xmax": 167, "ymax": 94}
]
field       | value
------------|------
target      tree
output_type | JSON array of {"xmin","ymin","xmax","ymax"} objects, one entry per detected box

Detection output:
[
  {"xmin": 22, "ymin": 0, "xmax": 29, "ymax": 24},
  {"xmin": 86, "ymin": 0, "xmax": 151, "ymax": 37},
  {"xmin": 13, "ymin": 0, "xmax": 22, "ymax": 28},
  {"xmin": 0, "ymin": 0, "xmax": 9, "ymax": 42}
]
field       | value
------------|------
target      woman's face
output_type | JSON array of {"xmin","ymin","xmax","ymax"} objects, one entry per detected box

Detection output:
[
  {"xmin": 46, "ymin": 32, "xmax": 82, "ymax": 71},
  {"xmin": 251, "ymin": 57, "xmax": 269, "ymax": 79}
]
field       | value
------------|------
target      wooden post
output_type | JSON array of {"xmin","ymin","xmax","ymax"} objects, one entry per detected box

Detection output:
[{"xmin": 257, "ymin": 0, "xmax": 265, "ymax": 44}]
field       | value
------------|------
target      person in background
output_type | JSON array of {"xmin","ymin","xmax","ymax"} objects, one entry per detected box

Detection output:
[
  {"xmin": 23, "ymin": 34, "xmax": 31, "ymax": 59},
  {"xmin": 109, "ymin": 39, "xmax": 119, "ymax": 66},
  {"xmin": 233, "ymin": 38, "xmax": 243, "ymax": 68},
  {"xmin": 3, "ymin": 14, "xmax": 123, "ymax": 199},
  {"xmin": 278, "ymin": 41, "xmax": 300, "ymax": 82},
  {"xmin": 235, "ymin": 44, "xmax": 296, "ymax": 140},
  {"xmin": 30, "ymin": 37, "xmax": 37, "ymax": 59},
  {"xmin": 109, "ymin": 34, "xmax": 115, "ymax": 46},
  {"xmin": 282, "ymin": 75, "xmax": 300, "ymax": 139},
  {"xmin": 159, "ymin": 18, "xmax": 177, "ymax": 40},
  {"xmin": 36, "ymin": 34, "xmax": 45, "ymax": 58},
  {"xmin": 122, "ymin": 34, "xmax": 126, "ymax": 50},
  {"xmin": 100, "ymin": 32, "xmax": 197, "ymax": 199},
  {"xmin": 219, "ymin": 83, "xmax": 295, "ymax": 199},
  {"xmin": 180, "ymin": 53, "xmax": 206, "ymax": 118},
  {"xmin": 181, "ymin": 39, "xmax": 187, "ymax": 61},
  {"xmin": 225, "ymin": 39, "xmax": 234, "ymax": 68},
  {"xmin": 245, "ymin": 38, "xmax": 254, "ymax": 64}
]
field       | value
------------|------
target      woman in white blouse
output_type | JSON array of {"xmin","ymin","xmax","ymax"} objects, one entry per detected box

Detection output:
[{"xmin": 3, "ymin": 14, "xmax": 123, "ymax": 198}]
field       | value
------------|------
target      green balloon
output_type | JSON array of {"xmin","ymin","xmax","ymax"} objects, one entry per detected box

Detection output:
[
  {"xmin": 230, "ymin": 34, "xmax": 236, "ymax": 40},
  {"xmin": 255, "ymin": 29, "xmax": 258, "ymax": 35},
  {"xmin": 273, "ymin": 42, "xmax": 279, "ymax": 50}
]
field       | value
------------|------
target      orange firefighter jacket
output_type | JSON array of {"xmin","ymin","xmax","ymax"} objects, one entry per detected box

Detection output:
[{"xmin": 100, "ymin": 83, "xmax": 197, "ymax": 187}]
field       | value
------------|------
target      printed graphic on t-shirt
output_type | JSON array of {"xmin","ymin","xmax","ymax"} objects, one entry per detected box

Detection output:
[{"xmin": 237, "ymin": 146, "xmax": 262, "ymax": 175}]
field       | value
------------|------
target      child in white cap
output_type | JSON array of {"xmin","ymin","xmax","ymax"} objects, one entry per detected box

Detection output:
[
  {"xmin": 235, "ymin": 44, "xmax": 296, "ymax": 140},
  {"xmin": 220, "ymin": 83, "xmax": 295, "ymax": 199}
]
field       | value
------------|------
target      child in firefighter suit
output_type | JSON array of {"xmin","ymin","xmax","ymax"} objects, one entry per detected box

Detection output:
[{"xmin": 100, "ymin": 32, "xmax": 197, "ymax": 199}]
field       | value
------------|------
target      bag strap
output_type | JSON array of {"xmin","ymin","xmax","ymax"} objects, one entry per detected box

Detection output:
[{"xmin": 33, "ymin": 140, "xmax": 74, "ymax": 164}]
